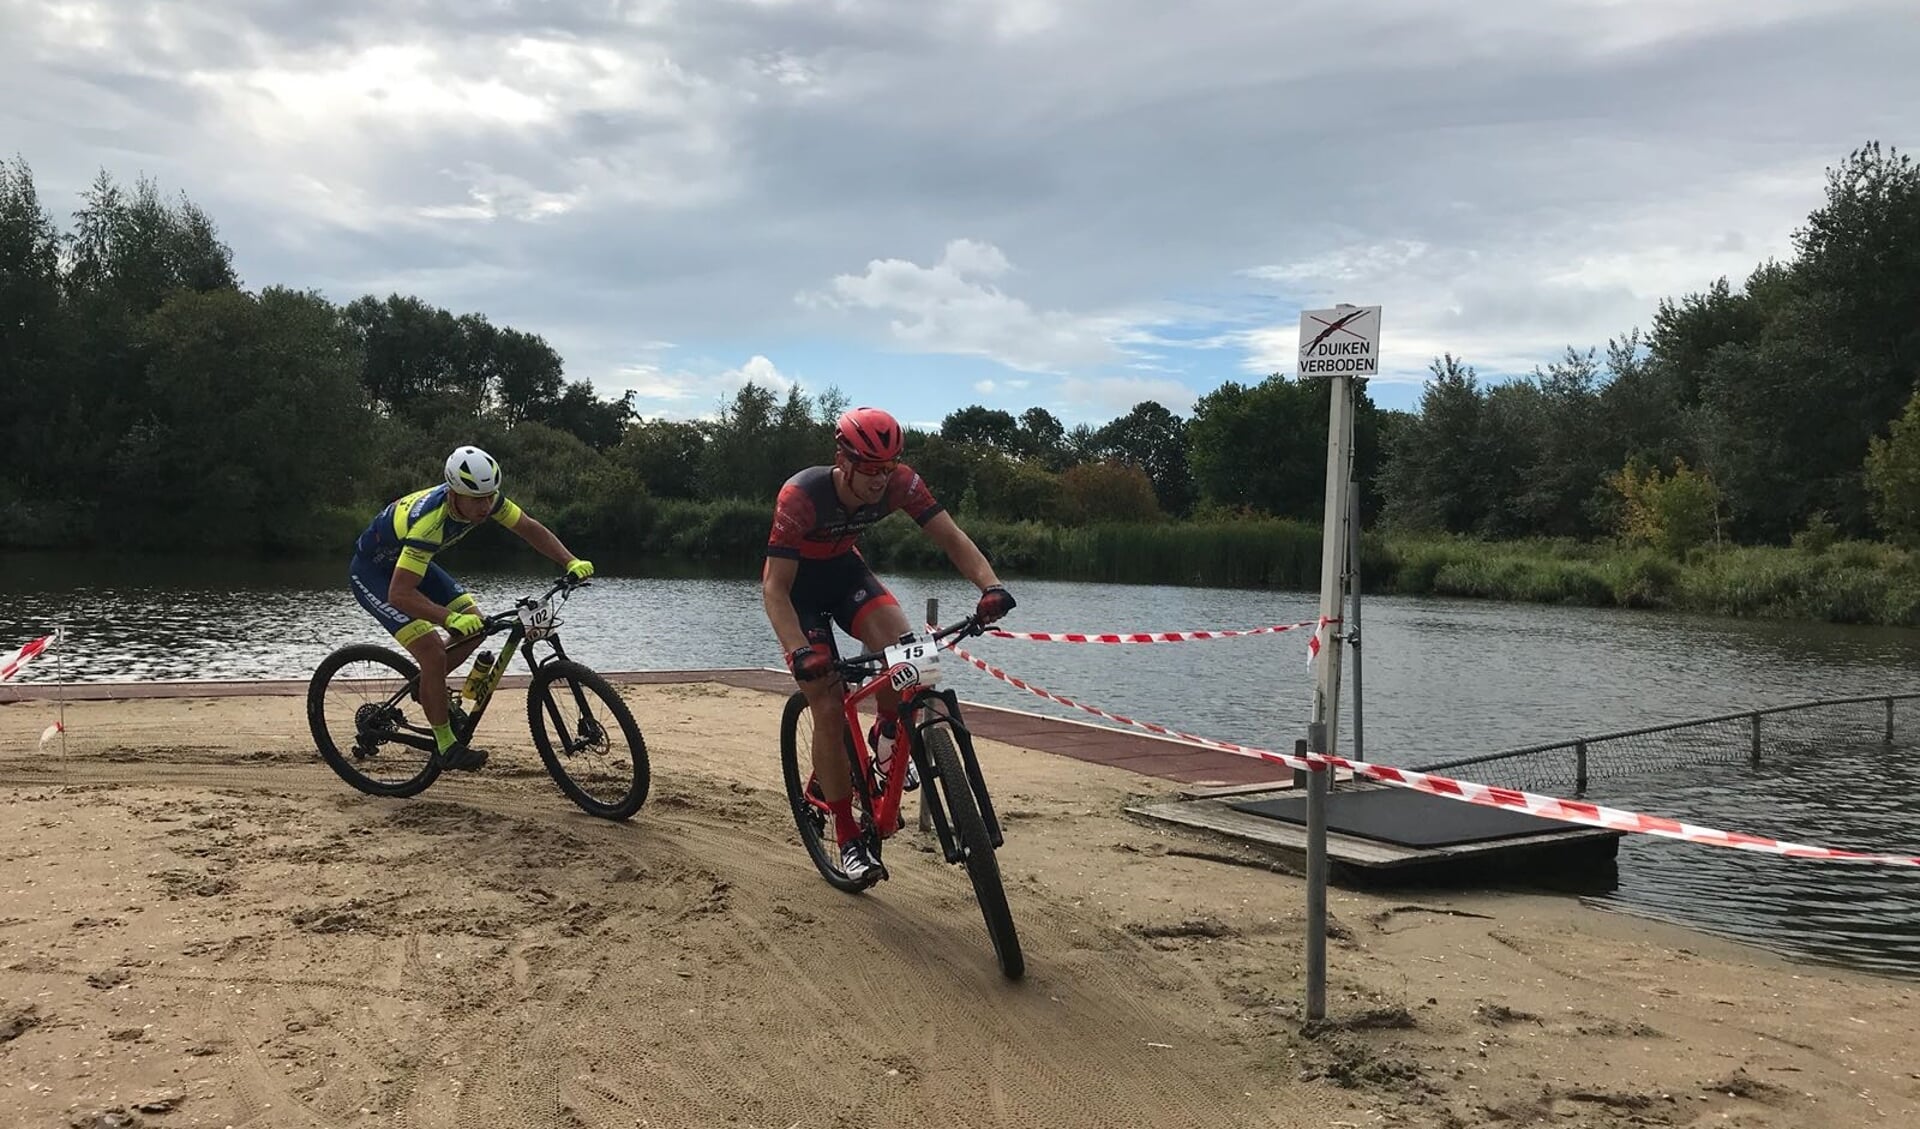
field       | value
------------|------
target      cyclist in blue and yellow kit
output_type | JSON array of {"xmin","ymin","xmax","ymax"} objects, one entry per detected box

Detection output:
[{"xmin": 350, "ymin": 445, "xmax": 594, "ymax": 771}]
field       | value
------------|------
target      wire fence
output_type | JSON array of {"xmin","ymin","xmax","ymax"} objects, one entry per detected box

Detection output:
[{"xmin": 1414, "ymin": 693, "xmax": 1920, "ymax": 796}]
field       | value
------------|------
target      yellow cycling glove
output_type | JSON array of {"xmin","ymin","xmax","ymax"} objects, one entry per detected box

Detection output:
[
  {"xmin": 444, "ymin": 610, "xmax": 484, "ymax": 637},
  {"xmin": 566, "ymin": 558, "xmax": 594, "ymax": 581}
]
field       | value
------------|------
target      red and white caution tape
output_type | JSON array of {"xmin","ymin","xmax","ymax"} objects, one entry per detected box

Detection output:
[
  {"xmin": 1, "ymin": 635, "xmax": 54, "ymax": 682},
  {"xmin": 1306, "ymin": 615, "xmax": 1335, "ymax": 664},
  {"xmin": 987, "ymin": 621, "xmax": 1318, "ymax": 644},
  {"xmin": 39, "ymin": 721, "xmax": 64, "ymax": 750},
  {"xmin": 938, "ymin": 637, "xmax": 1920, "ymax": 867}
]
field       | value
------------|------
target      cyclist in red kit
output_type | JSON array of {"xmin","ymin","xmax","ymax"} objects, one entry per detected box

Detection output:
[{"xmin": 762, "ymin": 407, "xmax": 1016, "ymax": 886}]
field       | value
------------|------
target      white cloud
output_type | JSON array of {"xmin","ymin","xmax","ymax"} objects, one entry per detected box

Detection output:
[
  {"xmin": 974, "ymin": 379, "xmax": 997, "ymax": 394},
  {"xmin": 722, "ymin": 354, "xmax": 797, "ymax": 396},
  {"xmin": 4, "ymin": 0, "xmax": 1914, "ymax": 421},
  {"xmin": 607, "ymin": 353, "xmax": 797, "ymax": 420},
  {"xmin": 1228, "ymin": 161, "xmax": 1828, "ymax": 382},
  {"xmin": 808, "ymin": 238, "xmax": 1175, "ymax": 373},
  {"xmin": 1059, "ymin": 376, "xmax": 1198, "ymax": 417}
]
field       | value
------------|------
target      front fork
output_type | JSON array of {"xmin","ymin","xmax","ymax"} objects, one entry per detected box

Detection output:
[{"xmin": 903, "ymin": 689, "xmax": 1005, "ymax": 864}]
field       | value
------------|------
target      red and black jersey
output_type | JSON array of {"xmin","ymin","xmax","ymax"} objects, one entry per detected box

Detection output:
[{"xmin": 766, "ymin": 464, "xmax": 944, "ymax": 561}]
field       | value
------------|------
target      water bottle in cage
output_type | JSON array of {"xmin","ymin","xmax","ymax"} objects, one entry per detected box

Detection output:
[
  {"xmin": 462, "ymin": 651, "xmax": 496, "ymax": 702},
  {"xmin": 870, "ymin": 713, "xmax": 898, "ymax": 778}
]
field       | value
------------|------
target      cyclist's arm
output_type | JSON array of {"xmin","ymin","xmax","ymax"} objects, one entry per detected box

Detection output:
[
  {"xmin": 921, "ymin": 511, "xmax": 1003, "ymax": 591},
  {"xmin": 761, "ymin": 556, "xmax": 812, "ymax": 655},
  {"xmin": 507, "ymin": 512, "xmax": 579, "ymax": 569}
]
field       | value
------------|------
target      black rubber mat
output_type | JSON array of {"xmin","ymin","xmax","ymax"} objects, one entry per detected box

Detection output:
[{"xmin": 1230, "ymin": 786, "xmax": 1576, "ymax": 848}]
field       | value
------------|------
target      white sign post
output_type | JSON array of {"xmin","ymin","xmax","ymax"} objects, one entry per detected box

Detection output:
[{"xmin": 1296, "ymin": 303, "xmax": 1378, "ymax": 1022}]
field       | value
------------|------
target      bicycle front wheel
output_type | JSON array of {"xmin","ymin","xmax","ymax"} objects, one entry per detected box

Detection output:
[
  {"xmin": 923, "ymin": 722, "xmax": 1024, "ymax": 979},
  {"xmin": 308, "ymin": 644, "xmax": 441, "ymax": 798},
  {"xmin": 527, "ymin": 661, "xmax": 650, "ymax": 821}
]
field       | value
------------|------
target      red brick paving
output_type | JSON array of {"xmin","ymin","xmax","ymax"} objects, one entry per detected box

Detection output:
[{"xmin": 0, "ymin": 667, "xmax": 1286, "ymax": 787}]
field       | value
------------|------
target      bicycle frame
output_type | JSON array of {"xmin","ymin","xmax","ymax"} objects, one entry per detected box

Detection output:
[
  {"xmin": 373, "ymin": 579, "xmax": 580, "ymax": 755},
  {"xmin": 827, "ymin": 619, "xmax": 1006, "ymax": 860}
]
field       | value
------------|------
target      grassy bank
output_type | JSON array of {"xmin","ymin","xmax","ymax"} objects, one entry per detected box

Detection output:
[
  {"xmin": 1380, "ymin": 535, "xmax": 1920, "ymax": 625},
  {"xmin": 879, "ymin": 520, "xmax": 1920, "ymax": 627}
]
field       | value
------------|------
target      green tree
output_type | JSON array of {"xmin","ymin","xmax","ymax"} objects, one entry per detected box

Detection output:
[
  {"xmin": 1608, "ymin": 457, "xmax": 1723, "ymax": 556},
  {"xmin": 0, "ymin": 157, "xmax": 65, "ymax": 507},
  {"xmin": 538, "ymin": 381, "xmax": 634, "ymax": 452},
  {"xmin": 1595, "ymin": 329, "xmax": 1693, "ymax": 475},
  {"xmin": 66, "ymin": 171, "xmax": 237, "ymax": 315},
  {"xmin": 1500, "ymin": 347, "xmax": 1620, "ymax": 538},
  {"xmin": 1379, "ymin": 355, "xmax": 1492, "ymax": 533},
  {"xmin": 1864, "ymin": 389, "xmax": 1920, "ymax": 545},
  {"xmin": 813, "ymin": 384, "xmax": 850, "ymax": 427},
  {"xmin": 488, "ymin": 322, "xmax": 566, "ymax": 424},
  {"xmin": 902, "ymin": 432, "xmax": 985, "ymax": 506},
  {"xmin": 1000, "ymin": 459, "xmax": 1070, "ymax": 523},
  {"xmin": 344, "ymin": 294, "xmax": 465, "ymax": 418},
  {"xmin": 1061, "ymin": 461, "xmax": 1161, "ymax": 523},
  {"xmin": 699, "ymin": 384, "xmax": 825, "ymax": 501},
  {"xmin": 1188, "ymin": 377, "xmax": 1323, "ymax": 519},
  {"xmin": 1793, "ymin": 142, "xmax": 1920, "ymax": 392},
  {"xmin": 1096, "ymin": 401, "xmax": 1195, "ymax": 516},
  {"xmin": 941, "ymin": 405, "xmax": 1021, "ymax": 453},
  {"xmin": 616, "ymin": 419, "xmax": 707, "ymax": 499},
  {"xmin": 126, "ymin": 286, "xmax": 371, "ymax": 549},
  {"xmin": 1015, "ymin": 406, "xmax": 1069, "ymax": 468},
  {"xmin": 1063, "ymin": 422, "xmax": 1104, "ymax": 465}
]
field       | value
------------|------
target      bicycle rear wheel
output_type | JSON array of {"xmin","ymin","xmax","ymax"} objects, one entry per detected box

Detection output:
[
  {"xmin": 924, "ymin": 722, "xmax": 1024, "ymax": 979},
  {"xmin": 527, "ymin": 661, "xmax": 650, "ymax": 821},
  {"xmin": 779, "ymin": 691, "xmax": 876, "ymax": 893},
  {"xmin": 308, "ymin": 644, "xmax": 441, "ymax": 798}
]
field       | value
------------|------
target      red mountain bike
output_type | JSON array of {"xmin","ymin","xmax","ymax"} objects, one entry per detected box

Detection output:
[{"xmin": 778, "ymin": 614, "xmax": 1022, "ymax": 980}]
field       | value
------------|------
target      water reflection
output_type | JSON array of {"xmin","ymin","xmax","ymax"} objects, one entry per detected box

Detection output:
[{"xmin": 4, "ymin": 550, "xmax": 1919, "ymax": 976}]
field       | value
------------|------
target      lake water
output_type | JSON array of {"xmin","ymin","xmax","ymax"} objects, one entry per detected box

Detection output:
[{"xmin": 3, "ymin": 551, "xmax": 1917, "ymax": 977}]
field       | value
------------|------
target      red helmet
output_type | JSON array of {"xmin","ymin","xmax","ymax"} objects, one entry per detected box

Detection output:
[{"xmin": 835, "ymin": 407, "xmax": 904, "ymax": 463}]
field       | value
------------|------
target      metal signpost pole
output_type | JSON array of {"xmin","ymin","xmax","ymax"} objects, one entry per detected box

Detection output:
[
  {"xmin": 1297, "ymin": 303, "xmax": 1379, "ymax": 1022},
  {"xmin": 922, "ymin": 598, "xmax": 938, "ymax": 833}
]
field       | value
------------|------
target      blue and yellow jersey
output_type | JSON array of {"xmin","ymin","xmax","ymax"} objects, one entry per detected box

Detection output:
[{"xmin": 352, "ymin": 486, "xmax": 524, "ymax": 575}]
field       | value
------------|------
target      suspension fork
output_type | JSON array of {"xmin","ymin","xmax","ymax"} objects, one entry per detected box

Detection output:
[{"xmin": 904, "ymin": 689, "xmax": 1005, "ymax": 856}]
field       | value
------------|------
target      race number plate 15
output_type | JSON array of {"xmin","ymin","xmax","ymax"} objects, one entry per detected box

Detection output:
[{"xmin": 883, "ymin": 638, "xmax": 941, "ymax": 690}]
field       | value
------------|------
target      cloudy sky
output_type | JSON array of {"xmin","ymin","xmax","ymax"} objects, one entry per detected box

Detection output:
[{"xmin": 4, "ymin": 0, "xmax": 1915, "ymax": 424}]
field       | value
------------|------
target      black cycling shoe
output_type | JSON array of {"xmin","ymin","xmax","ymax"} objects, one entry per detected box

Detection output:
[{"xmin": 435, "ymin": 742, "xmax": 489, "ymax": 772}]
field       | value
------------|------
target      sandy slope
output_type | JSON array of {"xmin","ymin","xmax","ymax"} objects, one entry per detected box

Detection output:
[{"xmin": 1, "ymin": 685, "xmax": 1915, "ymax": 1129}]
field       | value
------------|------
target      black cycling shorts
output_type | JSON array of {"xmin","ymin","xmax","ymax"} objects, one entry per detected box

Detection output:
[{"xmin": 787, "ymin": 553, "xmax": 899, "ymax": 656}]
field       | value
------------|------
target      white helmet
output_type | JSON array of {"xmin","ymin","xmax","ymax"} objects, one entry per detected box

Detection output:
[{"xmin": 444, "ymin": 446, "xmax": 503, "ymax": 497}]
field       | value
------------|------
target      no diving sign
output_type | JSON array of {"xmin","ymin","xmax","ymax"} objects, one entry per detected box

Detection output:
[{"xmin": 1297, "ymin": 305, "xmax": 1381, "ymax": 378}]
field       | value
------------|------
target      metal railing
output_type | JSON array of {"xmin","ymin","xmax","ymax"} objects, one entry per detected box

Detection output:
[{"xmin": 1414, "ymin": 692, "xmax": 1920, "ymax": 796}]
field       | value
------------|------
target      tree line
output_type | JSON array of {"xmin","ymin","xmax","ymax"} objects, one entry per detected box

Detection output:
[{"xmin": 2, "ymin": 142, "xmax": 1916, "ymax": 564}]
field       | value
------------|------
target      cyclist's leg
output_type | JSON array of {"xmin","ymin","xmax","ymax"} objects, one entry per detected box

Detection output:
[
  {"xmin": 798, "ymin": 616, "xmax": 850, "ymax": 800},
  {"xmin": 791, "ymin": 561, "xmax": 868, "ymax": 853},
  {"xmin": 838, "ymin": 569, "xmax": 916, "ymax": 789},
  {"xmin": 845, "ymin": 591, "xmax": 909, "ymax": 713},
  {"xmin": 353, "ymin": 560, "xmax": 477, "ymax": 766},
  {"xmin": 410, "ymin": 564, "xmax": 494, "ymax": 767}
]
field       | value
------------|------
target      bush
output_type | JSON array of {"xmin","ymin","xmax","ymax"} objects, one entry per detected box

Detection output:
[
  {"xmin": 1791, "ymin": 510, "xmax": 1841, "ymax": 553},
  {"xmin": 1608, "ymin": 457, "xmax": 1724, "ymax": 557}
]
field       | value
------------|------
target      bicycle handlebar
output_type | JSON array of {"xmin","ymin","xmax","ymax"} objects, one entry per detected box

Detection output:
[
  {"xmin": 480, "ymin": 575, "xmax": 588, "ymax": 630},
  {"xmin": 829, "ymin": 614, "xmax": 987, "ymax": 680}
]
